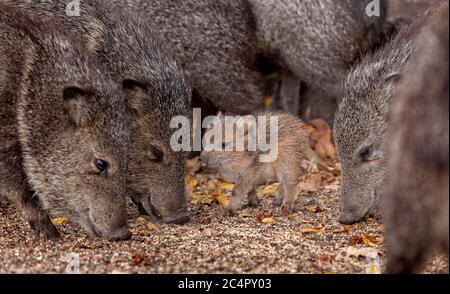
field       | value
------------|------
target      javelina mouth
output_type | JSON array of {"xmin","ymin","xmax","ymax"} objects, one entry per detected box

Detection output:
[{"xmin": 80, "ymin": 211, "xmax": 103, "ymax": 238}]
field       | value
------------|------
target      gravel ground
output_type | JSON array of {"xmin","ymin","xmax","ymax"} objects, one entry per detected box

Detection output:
[{"xmin": 0, "ymin": 160, "xmax": 448, "ymax": 274}]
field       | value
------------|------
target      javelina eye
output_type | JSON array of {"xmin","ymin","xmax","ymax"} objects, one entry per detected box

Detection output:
[
  {"xmin": 359, "ymin": 146, "xmax": 374, "ymax": 162},
  {"xmin": 149, "ymin": 145, "xmax": 164, "ymax": 162},
  {"xmin": 95, "ymin": 159, "xmax": 108, "ymax": 174}
]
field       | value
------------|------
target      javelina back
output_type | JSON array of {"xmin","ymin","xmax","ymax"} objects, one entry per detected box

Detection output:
[
  {"xmin": 250, "ymin": 0, "xmax": 388, "ymax": 102},
  {"xmin": 385, "ymin": 1, "xmax": 449, "ymax": 274},
  {"xmin": 105, "ymin": 0, "xmax": 387, "ymax": 116},
  {"xmin": 334, "ymin": 1, "xmax": 446, "ymax": 224},
  {"xmin": 8, "ymin": 0, "xmax": 192, "ymax": 224},
  {"xmin": 200, "ymin": 112, "xmax": 309, "ymax": 215},
  {"xmin": 0, "ymin": 4, "xmax": 131, "ymax": 240}
]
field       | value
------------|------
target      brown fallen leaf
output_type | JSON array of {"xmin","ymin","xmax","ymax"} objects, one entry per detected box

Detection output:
[
  {"xmin": 333, "ymin": 225, "xmax": 350, "ymax": 234},
  {"xmin": 301, "ymin": 225, "xmax": 323, "ymax": 234},
  {"xmin": 307, "ymin": 119, "xmax": 336, "ymax": 159},
  {"xmin": 216, "ymin": 181, "xmax": 235, "ymax": 191},
  {"xmin": 256, "ymin": 183, "xmax": 280, "ymax": 196},
  {"xmin": 189, "ymin": 193, "xmax": 215, "ymax": 205},
  {"xmin": 361, "ymin": 235, "xmax": 382, "ymax": 247},
  {"xmin": 349, "ymin": 234, "xmax": 381, "ymax": 247},
  {"xmin": 304, "ymin": 204, "xmax": 326, "ymax": 213},
  {"xmin": 132, "ymin": 251, "xmax": 148, "ymax": 267},
  {"xmin": 264, "ymin": 96, "xmax": 273, "ymax": 108},
  {"xmin": 260, "ymin": 217, "xmax": 277, "ymax": 224},
  {"xmin": 51, "ymin": 217, "xmax": 68, "ymax": 225},
  {"xmin": 213, "ymin": 192, "xmax": 229, "ymax": 207}
]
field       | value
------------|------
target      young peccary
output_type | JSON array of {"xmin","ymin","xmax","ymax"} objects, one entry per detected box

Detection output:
[
  {"xmin": 8, "ymin": 0, "xmax": 192, "ymax": 224},
  {"xmin": 0, "ymin": 5, "xmax": 131, "ymax": 240},
  {"xmin": 385, "ymin": 1, "xmax": 449, "ymax": 274},
  {"xmin": 106, "ymin": 0, "xmax": 387, "ymax": 116},
  {"xmin": 334, "ymin": 1, "xmax": 445, "ymax": 224},
  {"xmin": 200, "ymin": 112, "xmax": 309, "ymax": 215}
]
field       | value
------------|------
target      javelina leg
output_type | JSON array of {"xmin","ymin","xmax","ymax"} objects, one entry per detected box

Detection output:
[
  {"xmin": 273, "ymin": 189, "xmax": 284, "ymax": 206},
  {"xmin": 280, "ymin": 181, "xmax": 299, "ymax": 216},
  {"xmin": 247, "ymin": 189, "xmax": 259, "ymax": 207},
  {"xmin": 272, "ymin": 73, "xmax": 301, "ymax": 115},
  {"xmin": 0, "ymin": 156, "xmax": 58, "ymax": 240},
  {"xmin": 228, "ymin": 183, "xmax": 253, "ymax": 216}
]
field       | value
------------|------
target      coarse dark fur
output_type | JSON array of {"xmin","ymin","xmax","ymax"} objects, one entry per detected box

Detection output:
[
  {"xmin": 6, "ymin": 0, "xmax": 193, "ymax": 224},
  {"xmin": 0, "ymin": 4, "xmax": 131, "ymax": 240},
  {"xmin": 102, "ymin": 0, "xmax": 387, "ymax": 117},
  {"xmin": 334, "ymin": 0, "xmax": 446, "ymax": 224},
  {"xmin": 384, "ymin": 0, "xmax": 449, "ymax": 274}
]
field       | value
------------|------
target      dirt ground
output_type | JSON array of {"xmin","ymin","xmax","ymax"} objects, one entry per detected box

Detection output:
[{"xmin": 0, "ymin": 156, "xmax": 448, "ymax": 274}]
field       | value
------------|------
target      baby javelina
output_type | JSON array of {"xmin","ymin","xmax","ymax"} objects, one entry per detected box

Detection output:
[
  {"xmin": 200, "ymin": 112, "xmax": 309, "ymax": 216},
  {"xmin": 0, "ymin": 5, "xmax": 131, "ymax": 240}
]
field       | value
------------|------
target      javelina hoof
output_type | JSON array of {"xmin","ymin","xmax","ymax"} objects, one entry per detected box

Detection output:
[
  {"xmin": 273, "ymin": 197, "xmax": 283, "ymax": 206},
  {"xmin": 29, "ymin": 214, "xmax": 59, "ymax": 241},
  {"xmin": 280, "ymin": 205, "xmax": 293, "ymax": 217},
  {"xmin": 226, "ymin": 207, "xmax": 238, "ymax": 217},
  {"xmin": 164, "ymin": 214, "xmax": 190, "ymax": 225},
  {"xmin": 248, "ymin": 198, "xmax": 260, "ymax": 208},
  {"xmin": 106, "ymin": 225, "xmax": 132, "ymax": 241}
]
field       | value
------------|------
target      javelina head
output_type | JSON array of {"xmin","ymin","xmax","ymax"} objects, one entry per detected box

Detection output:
[
  {"xmin": 200, "ymin": 113, "xmax": 258, "ymax": 182},
  {"xmin": 334, "ymin": 26, "xmax": 414, "ymax": 224},
  {"xmin": 334, "ymin": 62, "xmax": 406, "ymax": 224},
  {"xmin": 122, "ymin": 65, "xmax": 192, "ymax": 225},
  {"xmin": 19, "ymin": 33, "xmax": 131, "ymax": 240}
]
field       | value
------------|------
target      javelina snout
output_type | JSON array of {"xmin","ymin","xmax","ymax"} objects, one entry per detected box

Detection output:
[
  {"xmin": 128, "ymin": 133, "xmax": 190, "ymax": 225},
  {"xmin": 87, "ymin": 196, "xmax": 131, "ymax": 241}
]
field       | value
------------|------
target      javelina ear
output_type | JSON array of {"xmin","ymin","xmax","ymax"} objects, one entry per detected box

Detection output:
[
  {"xmin": 123, "ymin": 79, "xmax": 147, "ymax": 113},
  {"xmin": 386, "ymin": 72, "xmax": 402, "ymax": 84},
  {"xmin": 63, "ymin": 86, "xmax": 90, "ymax": 127}
]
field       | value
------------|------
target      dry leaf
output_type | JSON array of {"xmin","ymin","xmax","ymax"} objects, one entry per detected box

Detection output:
[
  {"xmin": 307, "ymin": 119, "xmax": 336, "ymax": 159},
  {"xmin": 256, "ymin": 183, "xmax": 280, "ymax": 196},
  {"xmin": 333, "ymin": 225, "xmax": 350, "ymax": 234},
  {"xmin": 216, "ymin": 182, "xmax": 235, "ymax": 191},
  {"xmin": 51, "ymin": 217, "xmax": 68, "ymax": 225},
  {"xmin": 361, "ymin": 235, "xmax": 382, "ymax": 247},
  {"xmin": 132, "ymin": 251, "xmax": 148, "ymax": 267},
  {"xmin": 185, "ymin": 176, "xmax": 199, "ymax": 187},
  {"xmin": 137, "ymin": 216, "xmax": 146, "ymax": 223},
  {"xmin": 213, "ymin": 192, "xmax": 229, "ymax": 207},
  {"xmin": 304, "ymin": 204, "xmax": 326, "ymax": 213},
  {"xmin": 264, "ymin": 96, "xmax": 273, "ymax": 108},
  {"xmin": 301, "ymin": 225, "xmax": 323, "ymax": 234},
  {"xmin": 260, "ymin": 217, "xmax": 276, "ymax": 224},
  {"xmin": 190, "ymin": 193, "xmax": 215, "ymax": 205}
]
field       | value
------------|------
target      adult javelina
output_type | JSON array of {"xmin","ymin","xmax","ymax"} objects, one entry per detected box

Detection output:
[
  {"xmin": 105, "ymin": 0, "xmax": 387, "ymax": 116},
  {"xmin": 8, "ymin": 0, "xmax": 192, "ymax": 224},
  {"xmin": 250, "ymin": 0, "xmax": 388, "ymax": 113},
  {"xmin": 334, "ymin": 1, "xmax": 445, "ymax": 224},
  {"xmin": 0, "ymin": 4, "xmax": 131, "ymax": 240},
  {"xmin": 385, "ymin": 1, "xmax": 449, "ymax": 274},
  {"xmin": 107, "ymin": 0, "xmax": 262, "ymax": 115}
]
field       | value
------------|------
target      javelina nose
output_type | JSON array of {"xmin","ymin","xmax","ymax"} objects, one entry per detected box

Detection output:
[
  {"xmin": 339, "ymin": 211, "xmax": 361, "ymax": 225},
  {"xmin": 106, "ymin": 225, "xmax": 132, "ymax": 241}
]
